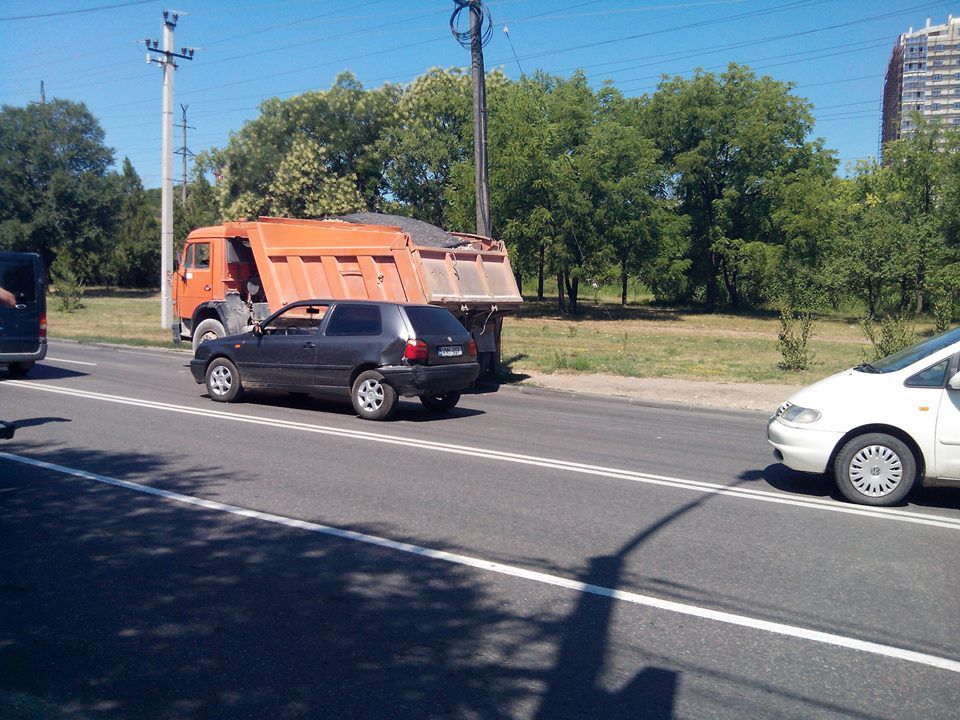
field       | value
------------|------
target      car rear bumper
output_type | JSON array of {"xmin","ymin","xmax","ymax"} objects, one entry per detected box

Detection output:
[
  {"xmin": 767, "ymin": 416, "xmax": 843, "ymax": 474},
  {"xmin": 1, "ymin": 341, "xmax": 47, "ymax": 364},
  {"xmin": 381, "ymin": 362, "xmax": 480, "ymax": 396}
]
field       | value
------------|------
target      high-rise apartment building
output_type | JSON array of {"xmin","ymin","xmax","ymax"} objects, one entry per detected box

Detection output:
[{"xmin": 881, "ymin": 15, "xmax": 960, "ymax": 146}]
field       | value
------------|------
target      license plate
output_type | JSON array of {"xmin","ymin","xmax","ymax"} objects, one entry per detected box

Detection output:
[{"xmin": 437, "ymin": 345, "xmax": 463, "ymax": 357}]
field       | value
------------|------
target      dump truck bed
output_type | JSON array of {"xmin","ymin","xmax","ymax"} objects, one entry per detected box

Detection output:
[{"xmin": 235, "ymin": 217, "xmax": 522, "ymax": 314}]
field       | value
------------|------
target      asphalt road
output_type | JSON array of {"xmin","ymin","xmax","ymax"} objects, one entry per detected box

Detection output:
[{"xmin": 1, "ymin": 340, "xmax": 959, "ymax": 720}]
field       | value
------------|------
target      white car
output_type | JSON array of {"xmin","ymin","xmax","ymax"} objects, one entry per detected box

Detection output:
[{"xmin": 768, "ymin": 328, "xmax": 960, "ymax": 506}]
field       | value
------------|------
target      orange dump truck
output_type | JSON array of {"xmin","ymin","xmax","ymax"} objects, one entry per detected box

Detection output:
[{"xmin": 173, "ymin": 214, "xmax": 522, "ymax": 373}]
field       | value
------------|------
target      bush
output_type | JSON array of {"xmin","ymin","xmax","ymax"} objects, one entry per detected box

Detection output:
[
  {"xmin": 50, "ymin": 253, "xmax": 85, "ymax": 312},
  {"xmin": 861, "ymin": 314, "xmax": 915, "ymax": 361},
  {"xmin": 777, "ymin": 307, "xmax": 815, "ymax": 371}
]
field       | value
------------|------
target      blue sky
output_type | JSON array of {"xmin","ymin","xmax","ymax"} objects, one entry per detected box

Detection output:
[{"xmin": 2, "ymin": 0, "xmax": 957, "ymax": 187}]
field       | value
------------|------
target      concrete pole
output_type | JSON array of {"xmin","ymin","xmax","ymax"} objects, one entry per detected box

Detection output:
[
  {"xmin": 470, "ymin": 3, "xmax": 491, "ymax": 239},
  {"xmin": 160, "ymin": 15, "xmax": 175, "ymax": 329}
]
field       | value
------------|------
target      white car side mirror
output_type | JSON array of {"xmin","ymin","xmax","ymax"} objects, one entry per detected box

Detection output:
[{"xmin": 949, "ymin": 372, "xmax": 960, "ymax": 391}]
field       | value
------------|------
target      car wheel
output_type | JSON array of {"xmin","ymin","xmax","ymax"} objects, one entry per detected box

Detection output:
[
  {"xmin": 193, "ymin": 318, "xmax": 225, "ymax": 354},
  {"xmin": 351, "ymin": 370, "xmax": 397, "ymax": 421},
  {"xmin": 7, "ymin": 361, "xmax": 34, "ymax": 378},
  {"xmin": 419, "ymin": 391, "xmax": 461, "ymax": 413},
  {"xmin": 205, "ymin": 357, "xmax": 243, "ymax": 403},
  {"xmin": 834, "ymin": 432, "xmax": 917, "ymax": 506}
]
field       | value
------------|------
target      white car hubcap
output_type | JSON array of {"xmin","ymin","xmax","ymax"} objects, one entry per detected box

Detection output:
[
  {"xmin": 849, "ymin": 444, "xmax": 902, "ymax": 497},
  {"xmin": 357, "ymin": 379, "xmax": 383, "ymax": 411}
]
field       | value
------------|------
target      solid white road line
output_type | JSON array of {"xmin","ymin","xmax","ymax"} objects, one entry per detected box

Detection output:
[
  {"xmin": 6, "ymin": 379, "xmax": 960, "ymax": 531},
  {"xmin": 45, "ymin": 357, "xmax": 97, "ymax": 366},
  {"xmin": 3, "ymin": 449, "xmax": 959, "ymax": 675}
]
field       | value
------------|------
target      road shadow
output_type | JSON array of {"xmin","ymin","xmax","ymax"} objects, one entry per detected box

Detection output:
[
  {"xmin": 760, "ymin": 463, "xmax": 960, "ymax": 510},
  {"xmin": 3, "ymin": 416, "xmax": 71, "ymax": 430},
  {"xmin": 2, "ymin": 364, "xmax": 88, "ymax": 381},
  {"xmin": 199, "ymin": 390, "xmax": 485, "ymax": 423}
]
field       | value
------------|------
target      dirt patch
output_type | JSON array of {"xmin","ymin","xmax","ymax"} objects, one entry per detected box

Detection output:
[{"xmin": 519, "ymin": 370, "xmax": 800, "ymax": 413}]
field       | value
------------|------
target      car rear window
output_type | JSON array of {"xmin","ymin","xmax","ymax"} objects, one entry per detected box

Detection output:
[
  {"xmin": 326, "ymin": 304, "xmax": 382, "ymax": 336},
  {"xmin": 403, "ymin": 306, "xmax": 466, "ymax": 336},
  {"xmin": 0, "ymin": 257, "xmax": 37, "ymax": 304}
]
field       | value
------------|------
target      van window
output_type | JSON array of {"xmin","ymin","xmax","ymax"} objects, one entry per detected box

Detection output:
[{"xmin": 0, "ymin": 256, "xmax": 37, "ymax": 304}]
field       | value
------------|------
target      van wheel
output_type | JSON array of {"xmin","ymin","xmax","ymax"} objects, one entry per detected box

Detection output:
[
  {"xmin": 834, "ymin": 433, "xmax": 917, "ymax": 506},
  {"xmin": 7, "ymin": 362, "xmax": 34, "ymax": 378},
  {"xmin": 351, "ymin": 371, "xmax": 396, "ymax": 421},
  {"xmin": 205, "ymin": 358, "xmax": 243, "ymax": 402},
  {"xmin": 419, "ymin": 391, "xmax": 461, "ymax": 413},
  {"xmin": 192, "ymin": 319, "xmax": 225, "ymax": 354}
]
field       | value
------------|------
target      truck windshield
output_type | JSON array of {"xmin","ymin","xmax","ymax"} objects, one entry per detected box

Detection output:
[{"xmin": 862, "ymin": 327, "xmax": 960, "ymax": 373}]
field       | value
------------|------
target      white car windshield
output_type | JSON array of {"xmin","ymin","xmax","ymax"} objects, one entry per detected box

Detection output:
[{"xmin": 858, "ymin": 327, "xmax": 960, "ymax": 374}]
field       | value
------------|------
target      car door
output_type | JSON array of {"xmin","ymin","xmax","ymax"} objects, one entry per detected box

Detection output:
[
  {"xmin": 0, "ymin": 253, "xmax": 43, "ymax": 356},
  {"xmin": 314, "ymin": 304, "xmax": 385, "ymax": 390},
  {"xmin": 233, "ymin": 304, "xmax": 326, "ymax": 388},
  {"xmin": 933, "ymin": 355, "xmax": 960, "ymax": 478}
]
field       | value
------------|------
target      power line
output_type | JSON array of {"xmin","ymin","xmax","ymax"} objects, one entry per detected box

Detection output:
[{"xmin": 0, "ymin": 0, "xmax": 155, "ymax": 22}]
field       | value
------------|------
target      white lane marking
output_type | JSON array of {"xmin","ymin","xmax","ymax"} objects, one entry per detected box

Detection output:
[
  {"xmin": 45, "ymin": 357, "xmax": 97, "ymax": 367},
  {"xmin": 3, "ymin": 449, "xmax": 959, "ymax": 675},
  {"xmin": 6, "ymin": 379, "xmax": 960, "ymax": 531}
]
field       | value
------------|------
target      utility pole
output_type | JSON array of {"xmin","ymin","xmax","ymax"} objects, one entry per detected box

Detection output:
[
  {"xmin": 451, "ymin": 0, "xmax": 492, "ymax": 238},
  {"xmin": 40, "ymin": 81, "xmax": 45, "ymax": 104},
  {"xmin": 175, "ymin": 104, "xmax": 195, "ymax": 203},
  {"xmin": 146, "ymin": 11, "xmax": 194, "ymax": 330}
]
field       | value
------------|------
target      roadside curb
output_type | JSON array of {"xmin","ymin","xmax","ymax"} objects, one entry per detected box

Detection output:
[
  {"xmin": 485, "ymin": 380, "xmax": 769, "ymax": 418},
  {"xmin": 51, "ymin": 338, "xmax": 191, "ymax": 355}
]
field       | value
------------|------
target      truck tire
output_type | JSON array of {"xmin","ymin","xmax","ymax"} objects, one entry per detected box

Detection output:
[
  {"xmin": 192, "ymin": 318, "xmax": 225, "ymax": 354},
  {"xmin": 351, "ymin": 370, "xmax": 397, "ymax": 421},
  {"xmin": 419, "ymin": 391, "xmax": 461, "ymax": 413}
]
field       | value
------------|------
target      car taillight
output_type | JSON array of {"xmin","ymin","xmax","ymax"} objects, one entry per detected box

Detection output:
[
  {"xmin": 468, "ymin": 338, "xmax": 477, "ymax": 358},
  {"xmin": 39, "ymin": 312, "xmax": 47, "ymax": 338},
  {"xmin": 404, "ymin": 339, "xmax": 428, "ymax": 362}
]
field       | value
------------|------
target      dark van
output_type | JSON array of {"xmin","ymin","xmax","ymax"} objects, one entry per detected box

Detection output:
[{"xmin": 0, "ymin": 252, "xmax": 46, "ymax": 377}]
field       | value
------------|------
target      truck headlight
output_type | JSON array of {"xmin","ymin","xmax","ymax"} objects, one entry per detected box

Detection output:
[{"xmin": 781, "ymin": 405, "xmax": 821, "ymax": 424}]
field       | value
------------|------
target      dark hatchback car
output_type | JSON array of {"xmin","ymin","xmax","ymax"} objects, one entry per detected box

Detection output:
[
  {"xmin": 0, "ymin": 251, "xmax": 46, "ymax": 377},
  {"xmin": 190, "ymin": 299, "xmax": 481, "ymax": 420}
]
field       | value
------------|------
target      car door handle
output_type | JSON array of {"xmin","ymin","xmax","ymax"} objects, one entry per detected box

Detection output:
[
  {"xmin": 302, "ymin": 342, "xmax": 316, "ymax": 349},
  {"xmin": 15, "ymin": 304, "xmax": 26, "ymax": 310}
]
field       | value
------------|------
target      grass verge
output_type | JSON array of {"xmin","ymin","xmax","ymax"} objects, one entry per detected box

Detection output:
[{"xmin": 49, "ymin": 291, "xmax": 931, "ymax": 385}]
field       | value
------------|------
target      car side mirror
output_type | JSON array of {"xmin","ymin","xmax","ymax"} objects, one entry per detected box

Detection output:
[
  {"xmin": 253, "ymin": 322, "xmax": 263, "ymax": 337},
  {"xmin": 949, "ymin": 372, "xmax": 960, "ymax": 391}
]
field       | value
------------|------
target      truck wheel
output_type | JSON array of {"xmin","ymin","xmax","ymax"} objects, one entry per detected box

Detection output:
[
  {"xmin": 7, "ymin": 362, "xmax": 34, "ymax": 377},
  {"xmin": 205, "ymin": 358, "xmax": 243, "ymax": 403},
  {"xmin": 834, "ymin": 433, "xmax": 917, "ymax": 506},
  {"xmin": 351, "ymin": 370, "xmax": 396, "ymax": 421},
  {"xmin": 192, "ymin": 318, "xmax": 225, "ymax": 354},
  {"xmin": 419, "ymin": 391, "xmax": 461, "ymax": 413}
]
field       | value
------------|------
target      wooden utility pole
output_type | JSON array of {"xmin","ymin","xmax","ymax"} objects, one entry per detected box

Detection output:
[{"xmin": 451, "ymin": 0, "xmax": 492, "ymax": 238}]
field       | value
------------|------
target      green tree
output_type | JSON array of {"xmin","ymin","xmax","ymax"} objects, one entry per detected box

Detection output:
[
  {"xmin": 377, "ymin": 67, "xmax": 474, "ymax": 228},
  {"xmin": 209, "ymin": 73, "xmax": 399, "ymax": 219},
  {"xmin": 107, "ymin": 158, "xmax": 160, "ymax": 287},
  {"xmin": 0, "ymin": 99, "xmax": 119, "ymax": 281},
  {"xmin": 646, "ymin": 64, "xmax": 832, "ymax": 310}
]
